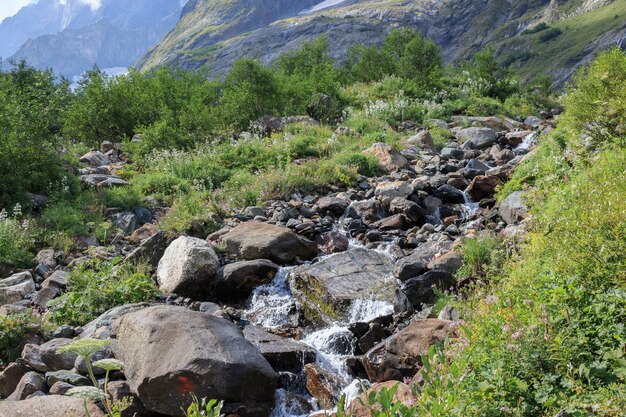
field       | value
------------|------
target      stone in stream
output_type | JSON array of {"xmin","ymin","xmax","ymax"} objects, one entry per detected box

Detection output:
[
  {"xmin": 433, "ymin": 184, "xmax": 465, "ymax": 204},
  {"xmin": 213, "ymin": 259, "xmax": 280, "ymax": 301},
  {"xmin": 0, "ymin": 395, "xmax": 104, "ymax": 417},
  {"xmin": 0, "ymin": 272, "xmax": 35, "ymax": 306},
  {"xmin": 316, "ymin": 196, "xmax": 350, "ymax": 215},
  {"xmin": 343, "ymin": 200, "xmax": 387, "ymax": 225},
  {"xmin": 315, "ymin": 231, "xmax": 349, "ymax": 254},
  {"xmin": 389, "ymin": 197, "xmax": 427, "ymax": 224},
  {"xmin": 156, "ymin": 236, "xmax": 220, "ymax": 298},
  {"xmin": 363, "ymin": 319, "xmax": 452, "ymax": 382},
  {"xmin": 243, "ymin": 325, "xmax": 317, "ymax": 373},
  {"xmin": 111, "ymin": 305, "xmax": 277, "ymax": 417},
  {"xmin": 467, "ymin": 175, "xmax": 503, "ymax": 201},
  {"xmin": 219, "ymin": 221, "xmax": 318, "ymax": 264},
  {"xmin": 290, "ymin": 248, "xmax": 395, "ymax": 324},
  {"xmin": 304, "ymin": 363, "xmax": 346, "ymax": 407}
]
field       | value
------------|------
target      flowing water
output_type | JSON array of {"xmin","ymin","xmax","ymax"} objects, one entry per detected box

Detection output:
[{"xmin": 245, "ymin": 232, "xmax": 395, "ymax": 417}]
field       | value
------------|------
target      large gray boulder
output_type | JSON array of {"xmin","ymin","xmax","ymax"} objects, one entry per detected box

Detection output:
[
  {"xmin": 499, "ymin": 191, "xmax": 528, "ymax": 225},
  {"xmin": 0, "ymin": 272, "xmax": 35, "ymax": 306},
  {"xmin": 363, "ymin": 319, "xmax": 451, "ymax": 382},
  {"xmin": 219, "ymin": 221, "xmax": 318, "ymax": 264},
  {"xmin": 156, "ymin": 236, "xmax": 220, "ymax": 298},
  {"xmin": 290, "ymin": 248, "xmax": 395, "ymax": 323},
  {"xmin": 111, "ymin": 305, "xmax": 277, "ymax": 417},
  {"xmin": 243, "ymin": 325, "xmax": 316, "ymax": 373},
  {"xmin": 457, "ymin": 127, "xmax": 496, "ymax": 149},
  {"xmin": 0, "ymin": 395, "xmax": 104, "ymax": 417},
  {"xmin": 393, "ymin": 239, "xmax": 454, "ymax": 281}
]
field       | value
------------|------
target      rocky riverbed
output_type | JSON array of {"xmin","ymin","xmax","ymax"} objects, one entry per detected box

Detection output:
[{"xmin": 0, "ymin": 115, "xmax": 550, "ymax": 417}]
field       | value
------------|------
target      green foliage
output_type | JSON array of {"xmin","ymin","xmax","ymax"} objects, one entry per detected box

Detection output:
[
  {"xmin": 0, "ymin": 61, "xmax": 71, "ymax": 206},
  {"xmin": 101, "ymin": 186, "xmax": 143, "ymax": 210},
  {"xmin": 0, "ymin": 205, "xmax": 34, "ymax": 267},
  {"xmin": 0, "ymin": 311, "xmax": 49, "ymax": 366},
  {"xmin": 560, "ymin": 47, "xmax": 626, "ymax": 150},
  {"xmin": 184, "ymin": 396, "xmax": 224, "ymax": 417},
  {"xmin": 457, "ymin": 235, "xmax": 498, "ymax": 278},
  {"xmin": 538, "ymin": 27, "xmax": 563, "ymax": 43},
  {"xmin": 521, "ymin": 22, "xmax": 549, "ymax": 35},
  {"xmin": 49, "ymin": 259, "xmax": 158, "ymax": 326}
]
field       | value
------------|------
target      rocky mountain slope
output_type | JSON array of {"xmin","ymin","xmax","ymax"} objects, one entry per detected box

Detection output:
[
  {"xmin": 138, "ymin": 0, "xmax": 626, "ymax": 85},
  {"xmin": 1, "ymin": 0, "xmax": 185, "ymax": 78}
]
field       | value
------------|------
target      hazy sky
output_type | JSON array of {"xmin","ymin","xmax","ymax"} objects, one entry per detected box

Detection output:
[{"xmin": 0, "ymin": 0, "xmax": 37, "ymax": 23}]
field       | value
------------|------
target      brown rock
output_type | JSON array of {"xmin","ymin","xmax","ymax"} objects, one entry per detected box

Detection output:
[
  {"xmin": 315, "ymin": 232, "xmax": 349, "ymax": 254},
  {"xmin": 363, "ymin": 319, "xmax": 452, "ymax": 382},
  {"xmin": 0, "ymin": 360, "xmax": 28, "ymax": 398},
  {"xmin": 407, "ymin": 130, "xmax": 435, "ymax": 149},
  {"xmin": 466, "ymin": 175, "xmax": 502, "ymax": 202},
  {"xmin": 126, "ymin": 223, "xmax": 156, "ymax": 244},
  {"xmin": 364, "ymin": 143, "xmax": 409, "ymax": 173},
  {"xmin": 349, "ymin": 381, "xmax": 415, "ymax": 417},
  {"xmin": 304, "ymin": 363, "xmax": 345, "ymax": 407}
]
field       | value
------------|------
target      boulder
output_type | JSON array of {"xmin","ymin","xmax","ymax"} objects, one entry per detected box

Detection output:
[
  {"xmin": 109, "ymin": 211, "xmax": 138, "ymax": 235},
  {"xmin": 344, "ymin": 200, "xmax": 387, "ymax": 225},
  {"xmin": 427, "ymin": 251, "xmax": 463, "ymax": 274},
  {"xmin": 456, "ymin": 127, "xmax": 496, "ymax": 149},
  {"xmin": 451, "ymin": 116, "xmax": 515, "ymax": 132},
  {"xmin": 314, "ymin": 231, "xmax": 349, "ymax": 254},
  {"xmin": 79, "ymin": 150, "xmax": 109, "ymax": 167},
  {"xmin": 396, "ymin": 270, "xmax": 455, "ymax": 311},
  {"xmin": 48, "ymin": 381, "xmax": 74, "ymax": 395},
  {"xmin": 36, "ymin": 249, "xmax": 56, "ymax": 268},
  {"xmin": 304, "ymin": 363, "xmax": 345, "ymax": 407},
  {"xmin": 6, "ymin": 372, "xmax": 46, "ymax": 400},
  {"xmin": 39, "ymin": 338, "xmax": 76, "ymax": 372},
  {"xmin": 111, "ymin": 305, "xmax": 277, "ymax": 417},
  {"xmin": 0, "ymin": 360, "xmax": 28, "ymax": 398},
  {"xmin": 220, "ymin": 221, "xmax": 318, "ymax": 264},
  {"xmin": 389, "ymin": 198, "xmax": 427, "ymax": 224},
  {"xmin": 374, "ymin": 181, "xmax": 413, "ymax": 205},
  {"xmin": 407, "ymin": 130, "xmax": 435, "ymax": 149},
  {"xmin": 45, "ymin": 370, "xmax": 90, "ymax": 387},
  {"xmin": 32, "ymin": 287, "xmax": 60, "ymax": 309},
  {"xmin": 372, "ymin": 214, "xmax": 405, "ymax": 231},
  {"xmin": 21, "ymin": 345, "xmax": 48, "ymax": 373},
  {"xmin": 363, "ymin": 319, "xmax": 452, "ymax": 382},
  {"xmin": 243, "ymin": 325, "xmax": 316, "ymax": 373},
  {"xmin": 125, "ymin": 230, "xmax": 168, "ymax": 268},
  {"xmin": 433, "ymin": 184, "xmax": 465, "ymax": 204},
  {"xmin": 363, "ymin": 143, "xmax": 409, "ymax": 173},
  {"xmin": 440, "ymin": 147, "xmax": 464, "ymax": 160},
  {"xmin": 41, "ymin": 271, "xmax": 68, "ymax": 291},
  {"xmin": 156, "ymin": 236, "xmax": 220, "ymax": 298},
  {"xmin": 213, "ymin": 259, "xmax": 280, "ymax": 301},
  {"xmin": 80, "ymin": 303, "xmax": 149, "ymax": 339},
  {"xmin": 290, "ymin": 248, "xmax": 395, "ymax": 323},
  {"xmin": 462, "ymin": 159, "xmax": 490, "ymax": 179},
  {"xmin": 0, "ymin": 395, "xmax": 104, "ymax": 417},
  {"xmin": 499, "ymin": 191, "xmax": 528, "ymax": 225},
  {"xmin": 349, "ymin": 381, "xmax": 415, "ymax": 417},
  {"xmin": 467, "ymin": 175, "xmax": 503, "ymax": 201},
  {"xmin": 316, "ymin": 196, "xmax": 350, "ymax": 215},
  {"xmin": 393, "ymin": 240, "xmax": 452, "ymax": 281},
  {"xmin": 504, "ymin": 130, "xmax": 532, "ymax": 147},
  {"xmin": 0, "ymin": 272, "xmax": 35, "ymax": 306}
]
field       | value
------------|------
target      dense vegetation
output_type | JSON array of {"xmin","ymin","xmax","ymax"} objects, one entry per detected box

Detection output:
[{"xmin": 3, "ymin": 26, "xmax": 625, "ymax": 416}]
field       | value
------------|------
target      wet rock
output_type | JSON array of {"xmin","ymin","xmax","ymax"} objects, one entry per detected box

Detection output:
[
  {"xmin": 433, "ymin": 184, "xmax": 465, "ymax": 204},
  {"xmin": 504, "ymin": 130, "xmax": 532, "ymax": 147},
  {"xmin": 213, "ymin": 259, "xmax": 280, "ymax": 301},
  {"xmin": 7, "ymin": 372, "xmax": 46, "ymax": 400},
  {"xmin": 393, "ymin": 239, "xmax": 453, "ymax": 281},
  {"xmin": 358, "ymin": 324, "xmax": 388, "ymax": 354},
  {"xmin": 112, "ymin": 305, "xmax": 277, "ymax": 417},
  {"xmin": 499, "ymin": 191, "xmax": 528, "ymax": 225},
  {"xmin": 317, "ymin": 196, "xmax": 350, "ymax": 215},
  {"xmin": 243, "ymin": 325, "xmax": 316, "ymax": 373},
  {"xmin": 344, "ymin": 200, "xmax": 387, "ymax": 225},
  {"xmin": 290, "ymin": 248, "xmax": 395, "ymax": 323},
  {"xmin": 363, "ymin": 143, "xmax": 409, "ymax": 173},
  {"xmin": 220, "ymin": 221, "xmax": 318, "ymax": 264},
  {"xmin": 0, "ymin": 272, "xmax": 35, "ymax": 306},
  {"xmin": 363, "ymin": 319, "xmax": 451, "ymax": 382},
  {"xmin": 39, "ymin": 338, "xmax": 76, "ymax": 372},
  {"xmin": 349, "ymin": 381, "xmax": 415, "ymax": 417},
  {"xmin": 304, "ymin": 363, "xmax": 345, "ymax": 407},
  {"xmin": 373, "ymin": 214, "xmax": 405, "ymax": 231},
  {"xmin": 396, "ymin": 270, "xmax": 455, "ymax": 311},
  {"xmin": 125, "ymin": 230, "xmax": 168, "ymax": 268},
  {"xmin": 467, "ymin": 175, "xmax": 503, "ymax": 201},
  {"xmin": 315, "ymin": 231, "xmax": 349, "ymax": 254},
  {"xmin": 0, "ymin": 360, "xmax": 29, "ymax": 398},
  {"xmin": 457, "ymin": 127, "xmax": 497, "ymax": 149},
  {"xmin": 389, "ymin": 198, "xmax": 427, "ymax": 224},
  {"xmin": 156, "ymin": 236, "xmax": 220, "ymax": 298},
  {"xmin": 79, "ymin": 150, "xmax": 109, "ymax": 167},
  {"xmin": 0, "ymin": 395, "xmax": 104, "ymax": 417}
]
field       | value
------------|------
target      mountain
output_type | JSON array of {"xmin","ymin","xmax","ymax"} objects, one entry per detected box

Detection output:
[
  {"xmin": 138, "ymin": 0, "xmax": 626, "ymax": 85},
  {"xmin": 1, "ymin": 0, "xmax": 185, "ymax": 78}
]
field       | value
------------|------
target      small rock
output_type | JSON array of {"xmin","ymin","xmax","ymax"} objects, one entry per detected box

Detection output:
[
  {"xmin": 363, "ymin": 143, "xmax": 409, "ymax": 173},
  {"xmin": 7, "ymin": 372, "xmax": 46, "ymax": 400}
]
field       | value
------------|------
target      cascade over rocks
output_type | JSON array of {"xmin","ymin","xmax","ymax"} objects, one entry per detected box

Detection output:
[
  {"xmin": 243, "ymin": 325, "xmax": 317, "ymax": 373},
  {"xmin": 111, "ymin": 305, "xmax": 277, "ymax": 417},
  {"xmin": 219, "ymin": 221, "xmax": 318, "ymax": 264},
  {"xmin": 363, "ymin": 319, "xmax": 452, "ymax": 382},
  {"xmin": 290, "ymin": 248, "xmax": 395, "ymax": 323}
]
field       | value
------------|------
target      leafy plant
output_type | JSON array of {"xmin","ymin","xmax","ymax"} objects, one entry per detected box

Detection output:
[
  {"xmin": 184, "ymin": 396, "xmax": 224, "ymax": 417},
  {"xmin": 0, "ymin": 311, "xmax": 49, "ymax": 366}
]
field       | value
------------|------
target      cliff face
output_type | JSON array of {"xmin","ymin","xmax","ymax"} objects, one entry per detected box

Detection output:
[
  {"xmin": 138, "ymin": 0, "xmax": 626, "ymax": 85},
  {"xmin": 1, "ymin": 0, "xmax": 184, "ymax": 78}
]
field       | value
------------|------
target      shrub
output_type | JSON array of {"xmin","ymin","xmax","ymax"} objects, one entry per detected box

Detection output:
[
  {"xmin": 539, "ymin": 27, "xmax": 563, "ymax": 42},
  {"xmin": 49, "ymin": 259, "xmax": 158, "ymax": 325},
  {"xmin": 159, "ymin": 192, "xmax": 220, "ymax": 236},
  {"xmin": 0, "ymin": 311, "xmax": 49, "ymax": 366},
  {"xmin": 0, "ymin": 205, "xmax": 34, "ymax": 268},
  {"xmin": 101, "ymin": 186, "xmax": 143, "ymax": 210},
  {"xmin": 456, "ymin": 235, "xmax": 498, "ymax": 278}
]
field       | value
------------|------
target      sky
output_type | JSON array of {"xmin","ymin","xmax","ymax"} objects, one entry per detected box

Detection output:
[{"xmin": 0, "ymin": 0, "xmax": 37, "ymax": 23}]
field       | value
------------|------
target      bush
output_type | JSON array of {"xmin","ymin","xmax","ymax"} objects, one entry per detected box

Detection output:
[
  {"xmin": 0, "ymin": 205, "xmax": 34, "ymax": 268},
  {"xmin": 49, "ymin": 259, "xmax": 158, "ymax": 326},
  {"xmin": 0, "ymin": 311, "xmax": 49, "ymax": 366},
  {"xmin": 539, "ymin": 27, "xmax": 563, "ymax": 42}
]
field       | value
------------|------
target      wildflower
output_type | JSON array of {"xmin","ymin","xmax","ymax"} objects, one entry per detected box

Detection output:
[
  {"xmin": 500, "ymin": 406, "xmax": 512, "ymax": 414},
  {"xmin": 506, "ymin": 344, "xmax": 516, "ymax": 350},
  {"xmin": 511, "ymin": 331, "xmax": 522, "ymax": 340},
  {"xmin": 403, "ymin": 376, "xmax": 412, "ymax": 384},
  {"xmin": 502, "ymin": 324, "xmax": 510, "ymax": 333}
]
